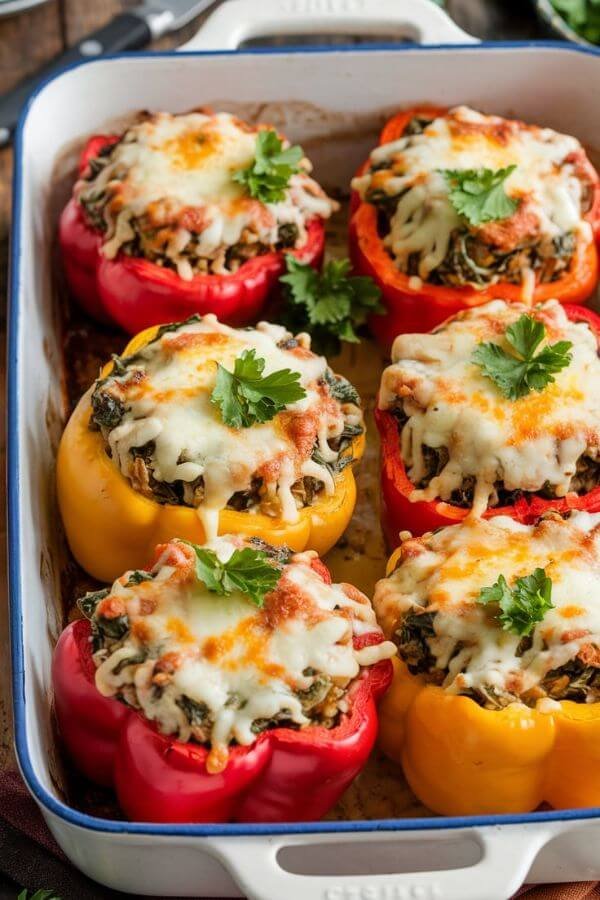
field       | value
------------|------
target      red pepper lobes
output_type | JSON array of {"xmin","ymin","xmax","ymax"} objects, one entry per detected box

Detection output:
[
  {"xmin": 375, "ymin": 304, "xmax": 600, "ymax": 547},
  {"xmin": 349, "ymin": 106, "xmax": 600, "ymax": 348},
  {"xmin": 59, "ymin": 135, "xmax": 325, "ymax": 333},
  {"xmin": 52, "ymin": 558, "xmax": 392, "ymax": 823}
]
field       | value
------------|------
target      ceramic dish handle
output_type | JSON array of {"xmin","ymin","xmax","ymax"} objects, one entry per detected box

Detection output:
[
  {"xmin": 207, "ymin": 827, "xmax": 550, "ymax": 900},
  {"xmin": 179, "ymin": 0, "xmax": 477, "ymax": 51}
]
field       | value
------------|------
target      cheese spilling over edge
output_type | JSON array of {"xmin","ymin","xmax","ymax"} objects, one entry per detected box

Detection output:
[
  {"xmin": 92, "ymin": 537, "xmax": 395, "ymax": 766},
  {"xmin": 373, "ymin": 511, "xmax": 600, "ymax": 701},
  {"xmin": 352, "ymin": 105, "xmax": 594, "ymax": 288},
  {"xmin": 97, "ymin": 315, "xmax": 362, "ymax": 538},
  {"xmin": 378, "ymin": 299, "xmax": 600, "ymax": 516},
  {"xmin": 76, "ymin": 111, "xmax": 338, "ymax": 278}
]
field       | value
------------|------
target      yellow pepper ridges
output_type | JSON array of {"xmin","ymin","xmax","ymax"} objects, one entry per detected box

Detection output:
[
  {"xmin": 57, "ymin": 325, "xmax": 364, "ymax": 582},
  {"xmin": 378, "ymin": 657, "xmax": 600, "ymax": 816}
]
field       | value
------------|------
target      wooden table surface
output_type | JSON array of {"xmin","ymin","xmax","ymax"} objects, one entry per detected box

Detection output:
[{"xmin": 0, "ymin": 0, "xmax": 557, "ymax": 895}]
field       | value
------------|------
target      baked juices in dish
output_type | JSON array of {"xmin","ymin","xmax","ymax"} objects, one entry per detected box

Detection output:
[
  {"xmin": 375, "ymin": 299, "xmax": 600, "ymax": 544},
  {"xmin": 374, "ymin": 511, "xmax": 600, "ymax": 815},
  {"xmin": 350, "ymin": 105, "xmax": 600, "ymax": 345},
  {"xmin": 52, "ymin": 536, "xmax": 395, "ymax": 823},
  {"xmin": 59, "ymin": 111, "xmax": 338, "ymax": 331},
  {"xmin": 57, "ymin": 315, "xmax": 365, "ymax": 582}
]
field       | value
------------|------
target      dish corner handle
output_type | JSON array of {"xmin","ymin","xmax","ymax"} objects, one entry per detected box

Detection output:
[
  {"xmin": 205, "ymin": 826, "xmax": 551, "ymax": 900},
  {"xmin": 179, "ymin": 0, "xmax": 478, "ymax": 52}
]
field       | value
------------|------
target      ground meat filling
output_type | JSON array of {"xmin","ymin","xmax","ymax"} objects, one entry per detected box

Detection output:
[{"xmin": 360, "ymin": 112, "xmax": 595, "ymax": 289}]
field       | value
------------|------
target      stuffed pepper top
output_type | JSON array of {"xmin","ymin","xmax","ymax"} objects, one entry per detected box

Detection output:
[
  {"xmin": 351, "ymin": 105, "xmax": 600, "ymax": 341},
  {"xmin": 373, "ymin": 511, "xmax": 600, "ymax": 814},
  {"xmin": 53, "ymin": 536, "xmax": 394, "ymax": 822},
  {"xmin": 60, "ymin": 111, "xmax": 337, "ymax": 330},
  {"xmin": 376, "ymin": 299, "xmax": 600, "ymax": 537},
  {"xmin": 57, "ymin": 314, "xmax": 364, "ymax": 581}
]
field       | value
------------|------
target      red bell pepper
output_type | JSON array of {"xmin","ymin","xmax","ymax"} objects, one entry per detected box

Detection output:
[
  {"xmin": 349, "ymin": 106, "xmax": 600, "ymax": 348},
  {"xmin": 52, "ymin": 559, "xmax": 392, "ymax": 824},
  {"xmin": 376, "ymin": 304, "xmax": 600, "ymax": 548},
  {"xmin": 59, "ymin": 135, "xmax": 325, "ymax": 333}
]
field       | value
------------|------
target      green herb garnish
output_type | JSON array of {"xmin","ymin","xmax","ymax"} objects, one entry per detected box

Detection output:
[
  {"xmin": 551, "ymin": 0, "xmax": 600, "ymax": 44},
  {"xmin": 279, "ymin": 256, "xmax": 383, "ymax": 356},
  {"xmin": 211, "ymin": 348, "xmax": 306, "ymax": 428},
  {"xmin": 442, "ymin": 166, "xmax": 519, "ymax": 226},
  {"xmin": 18, "ymin": 891, "xmax": 62, "ymax": 900},
  {"xmin": 187, "ymin": 544, "xmax": 281, "ymax": 607},
  {"xmin": 477, "ymin": 568, "xmax": 554, "ymax": 636},
  {"xmin": 234, "ymin": 129, "xmax": 303, "ymax": 203},
  {"xmin": 472, "ymin": 314, "xmax": 573, "ymax": 400}
]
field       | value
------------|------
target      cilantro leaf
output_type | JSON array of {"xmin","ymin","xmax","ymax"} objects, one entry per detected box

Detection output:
[
  {"xmin": 472, "ymin": 313, "xmax": 573, "ymax": 400},
  {"xmin": 441, "ymin": 165, "xmax": 520, "ymax": 226},
  {"xmin": 279, "ymin": 256, "xmax": 383, "ymax": 356},
  {"xmin": 187, "ymin": 545, "xmax": 281, "ymax": 607},
  {"xmin": 477, "ymin": 568, "xmax": 554, "ymax": 636},
  {"xmin": 211, "ymin": 348, "xmax": 306, "ymax": 428},
  {"xmin": 233, "ymin": 129, "xmax": 303, "ymax": 203}
]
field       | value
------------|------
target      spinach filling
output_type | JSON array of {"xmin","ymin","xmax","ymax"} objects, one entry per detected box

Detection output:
[
  {"xmin": 89, "ymin": 344, "xmax": 363, "ymax": 513},
  {"xmin": 393, "ymin": 607, "xmax": 600, "ymax": 709},
  {"xmin": 391, "ymin": 407, "xmax": 600, "ymax": 508},
  {"xmin": 366, "ymin": 115, "xmax": 591, "ymax": 289}
]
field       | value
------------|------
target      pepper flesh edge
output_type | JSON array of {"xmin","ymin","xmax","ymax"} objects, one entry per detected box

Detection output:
[
  {"xmin": 349, "ymin": 106, "xmax": 600, "ymax": 349},
  {"xmin": 375, "ymin": 303, "xmax": 600, "ymax": 547},
  {"xmin": 57, "ymin": 325, "xmax": 364, "ymax": 582}
]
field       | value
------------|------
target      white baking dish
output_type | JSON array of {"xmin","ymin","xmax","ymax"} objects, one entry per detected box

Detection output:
[{"xmin": 9, "ymin": 1, "xmax": 600, "ymax": 897}]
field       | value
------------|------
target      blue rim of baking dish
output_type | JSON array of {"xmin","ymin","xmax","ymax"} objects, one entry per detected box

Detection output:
[{"xmin": 9, "ymin": 39, "xmax": 600, "ymax": 836}]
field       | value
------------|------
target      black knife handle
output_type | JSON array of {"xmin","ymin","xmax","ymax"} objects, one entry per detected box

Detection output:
[{"xmin": 0, "ymin": 13, "xmax": 152, "ymax": 147}]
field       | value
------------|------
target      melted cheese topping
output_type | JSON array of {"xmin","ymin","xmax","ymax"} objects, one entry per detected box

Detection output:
[
  {"xmin": 93, "ymin": 315, "xmax": 363, "ymax": 538},
  {"xmin": 374, "ymin": 511, "xmax": 600, "ymax": 702},
  {"xmin": 379, "ymin": 299, "xmax": 600, "ymax": 516},
  {"xmin": 352, "ymin": 105, "xmax": 595, "ymax": 288},
  {"xmin": 91, "ymin": 537, "xmax": 395, "ymax": 768},
  {"xmin": 76, "ymin": 111, "xmax": 338, "ymax": 278}
]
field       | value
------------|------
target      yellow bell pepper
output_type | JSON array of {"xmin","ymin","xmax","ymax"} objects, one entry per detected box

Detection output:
[
  {"xmin": 378, "ymin": 553, "xmax": 600, "ymax": 816},
  {"xmin": 57, "ymin": 326, "xmax": 364, "ymax": 583}
]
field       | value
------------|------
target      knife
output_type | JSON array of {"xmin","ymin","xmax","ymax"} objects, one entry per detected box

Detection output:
[{"xmin": 0, "ymin": 0, "xmax": 218, "ymax": 147}]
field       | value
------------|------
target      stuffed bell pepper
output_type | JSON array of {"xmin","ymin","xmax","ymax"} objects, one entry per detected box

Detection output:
[
  {"xmin": 53, "ymin": 535, "xmax": 395, "ymax": 823},
  {"xmin": 374, "ymin": 510, "xmax": 600, "ymax": 815},
  {"xmin": 375, "ymin": 299, "xmax": 600, "ymax": 545},
  {"xmin": 350, "ymin": 105, "xmax": 600, "ymax": 346},
  {"xmin": 57, "ymin": 314, "xmax": 365, "ymax": 582},
  {"xmin": 59, "ymin": 111, "xmax": 338, "ymax": 331}
]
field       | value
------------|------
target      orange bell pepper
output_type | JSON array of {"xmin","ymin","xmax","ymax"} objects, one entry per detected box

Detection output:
[
  {"xmin": 349, "ymin": 106, "xmax": 600, "ymax": 348},
  {"xmin": 377, "ymin": 550, "xmax": 600, "ymax": 816},
  {"xmin": 57, "ymin": 325, "xmax": 364, "ymax": 582}
]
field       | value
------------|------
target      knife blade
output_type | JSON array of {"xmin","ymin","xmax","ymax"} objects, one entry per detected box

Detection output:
[{"xmin": 0, "ymin": 0, "xmax": 218, "ymax": 147}]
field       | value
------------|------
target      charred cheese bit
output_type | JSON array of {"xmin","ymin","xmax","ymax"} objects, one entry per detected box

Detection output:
[
  {"xmin": 352, "ymin": 105, "xmax": 595, "ymax": 289},
  {"xmin": 373, "ymin": 511, "xmax": 600, "ymax": 705},
  {"xmin": 76, "ymin": 111, "xmax": 338, "ymax": 279},
  {"xmin": 92, "ymin": 315, "xmax": 363, "ymax": 538},
  {"xmin": 379, "ymin": 299, "xmax": 600, "ymax": 516},
  {"xmin": 88, "ymin": 536, "xmax": 395, "ymax": 767}
]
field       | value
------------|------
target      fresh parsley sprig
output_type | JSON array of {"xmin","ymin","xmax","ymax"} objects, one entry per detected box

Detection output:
[
  {"xmin": 441, "ymin": 166, "xmax": 519, "ymax": 226},
  {"xmin": 234, "ymin": 129, "xmax": 303, "ymax": 203},
  {"xmin": 472, "ymin": 314, "xmax": 573, "ymax": 400},
  {"xmin": 187, "ymin": 544, "xmax": 281, "ymax": 607},
  {"xmin": 211, "ymin": 348, "xmax": 306, "ymax": 428},
  {"xmin": 477, "ymin": 568, "xmax": 554, "ymax": 636},
  {"xmin": 279, "ymin": 256, "xmax": 383, "ymax": 356}
]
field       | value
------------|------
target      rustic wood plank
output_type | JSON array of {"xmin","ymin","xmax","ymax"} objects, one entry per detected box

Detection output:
[{"xmin": 0, "ymin": 0, "xmax": 64, "ymax": 94}]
